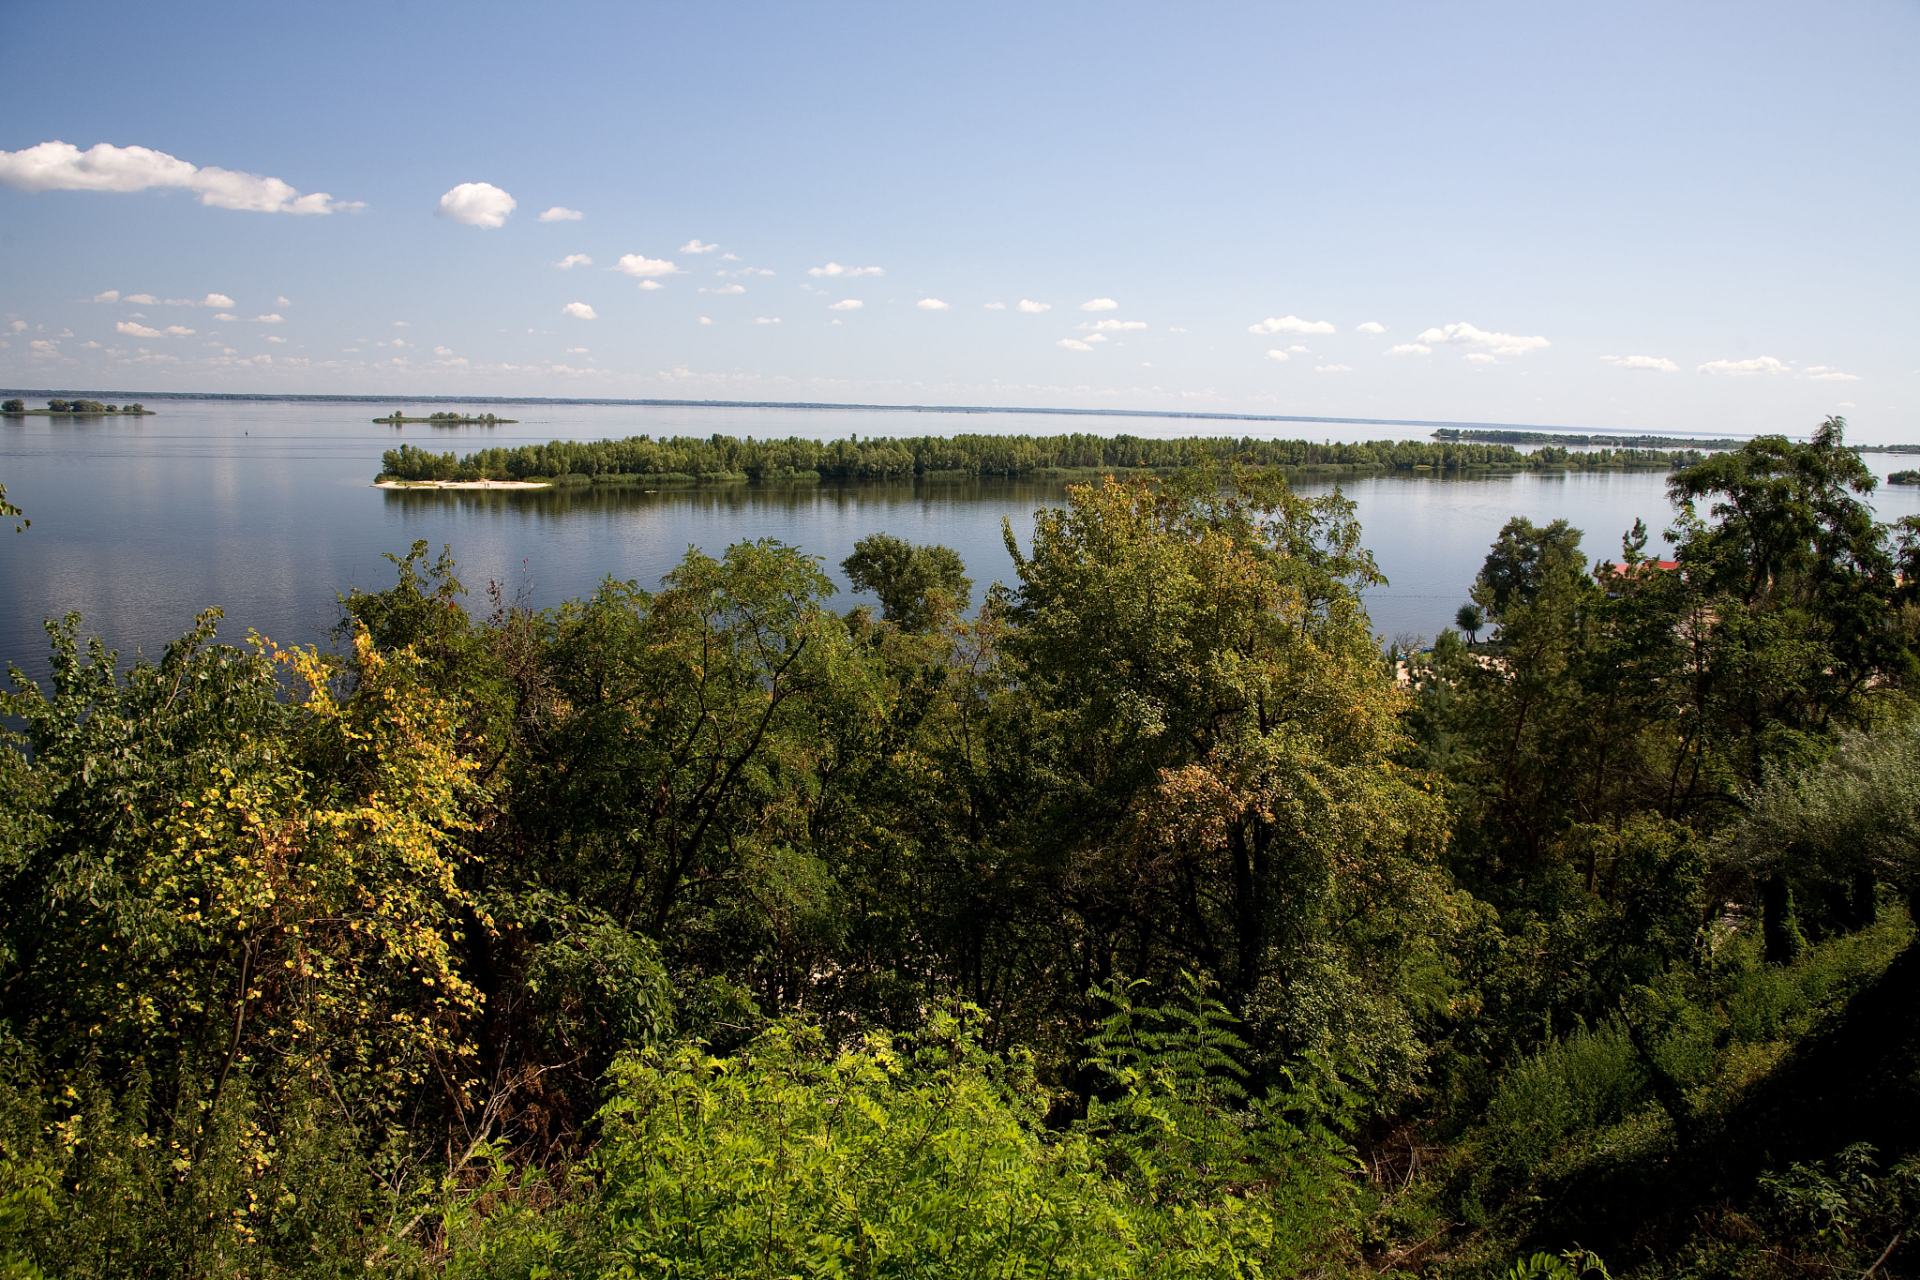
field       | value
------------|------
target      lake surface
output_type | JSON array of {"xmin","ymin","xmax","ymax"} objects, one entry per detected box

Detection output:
[{"xmin": 6, "ymin": 400, "xmax": 1917, "ymax": 682}]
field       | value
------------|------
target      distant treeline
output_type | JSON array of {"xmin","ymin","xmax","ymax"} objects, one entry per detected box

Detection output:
[
  {"xmin": 378, "ymin": 431, "xmax": 1706, "ymax": 483},
  {"xmin": 1432, "ymin": 427, "xmax": 1746, "ymax": 449}
]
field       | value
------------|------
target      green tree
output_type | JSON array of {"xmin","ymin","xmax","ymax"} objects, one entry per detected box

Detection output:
[
  {"xmin": 841, "ymin": 531, "xmax": 973, "ymax": 631},
  {"xmin": 1456, "ymin": 601, "xmax": 1485, "ymax": 643}
]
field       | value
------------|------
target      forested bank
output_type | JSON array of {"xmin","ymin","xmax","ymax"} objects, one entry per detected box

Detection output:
[
  {"xmin": 3, "ymin": 419, "xmax": 1916, "ymax": 1278},
  {"xmin": 375, "ymin": 430, "xmax": 1707, "ymax": 485}
]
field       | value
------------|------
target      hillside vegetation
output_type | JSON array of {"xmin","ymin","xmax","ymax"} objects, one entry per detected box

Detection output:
[{"xmin": 2, "ymin": 418, "xmax": 1915, "ymax": 1278}]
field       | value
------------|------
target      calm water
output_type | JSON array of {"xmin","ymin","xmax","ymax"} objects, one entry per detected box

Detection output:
[{"xmin": 6, "ymin": 401, "xmax": 1916, "ymax": 681}]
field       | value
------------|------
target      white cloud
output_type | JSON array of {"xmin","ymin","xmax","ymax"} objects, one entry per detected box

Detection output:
[
  {"xmin": 563, "ymin": 302, "xmax": 597, "ymax": 320},
  {"xmin": 1697, "ymin": 356, "xmax": 1789, "ymax": 376},
  {"xmin": 201, "ymin": 293, "xmax": 234, "ymax": 308},
  {"xmin": 681, "ymin": 239, "xmax": 721, "ymax": 253},
  {"xmin": 704, "ymin": 283, "xmax": 746, "ymax": 295},
  {"xmin": 698, "ymin": 316, "xmax": 713, "ymax": 325},
  {"xmin": 214, "ymin": 312, "xmax": 238, "ymax": 322},
  {"xmin": 1082, "ymin": 319, "xmax": 1146, "ymax": 332},
  {"xmin": 1840, "ymin": 402, "xmax": 1856, "ymax": 408},
  {"xmin": 164, "ymin": 325, "xmax": 196, "ymax": 336},
  {"xmin": 567, "ymin": 347, "xmax": 589, "ymax": 354},
  {"xmin": 0, "ymin": 140, "xmax": 359, "ymax": 212},
  {"xmin": 538, "ymin": 206, "xmax": 584, "ymax": 222},
  {"xmin": 916, "ymin": 298, "xmax": 951, "ymax": 310},
  {"xmin": 1387, "ymin": 343, "xmax": 1431, "ymax": 355},
  {"xmin": 1249, "ymin": 315, "xmax": 1336, "ymax": 336},
  {"xmin": 1289, "ymin": 345, "xmax": 1307, "ymax": 353},
  {"xmin": 1415, "ymin": 321, "xmax": 1550, "ymax": 356},
  {"xmin": 984, "ymin": 301, "xmax": 1006, "ymax": 310},
  {"xmin": 124, "ymin": 293, "xmax": 157, "ymax": 305},
  {"xmin": 755, "ymin": 316, "xmax": 781, "ymax": 324},
  {"xmin": 116, "ymin": 321, "xmax": 162, "ymax": 337},
  {"xmin": 264, "ymin": 334, "xmax": 285, "ymax": 343},
  {"xmin": 434, "ymin": 345, "xmax": 454, "ymax": 356},
  {"xmin": 163, "ymin": 297, "xmax": 196, "ymax": 306},
  {"xmin": 29, "ymin": 339, "xmax": 58, "ymax": 358},
  {"xmin": 557, "ymin": 254, "xmax": 593, "ymax": 270},
  {"xmin": 1601, "ymin": 354, "xmax": 1679, "ymax": 372},
  {"xmin": 1080, "ymin": 298, "xmax": 1119, "ymax": 311},
  {"xmin": 638, "ymin": 279, "xmax": 665, "ymax": 291},
  {"xmin": 1085, "ymin": 333, "xmax": 1109, "ymax": 343},
  {"xmin": 720, "ymin": 253, "xmax": 739, "ymax": 261},
  {"xmin": 8, "ymin": 321, "xmax": 25, "ymax": 333},
  {"xmin": 828, "ymin": 299, "xmax": 863, "ymax": 310},
  {"xmin": 809, "ymin": 262, "xmax": 884, "ymax": 277},
  {"xmin": 1804, "ymin": 366, "xmax": 1861, "ymax": 381},
  {"xmin": 438, "ymin": 182, "xmax": 516, "ymax": 227},
  {"xmin": 1266, "ymin": 349, "xmax": 1290, "ymax": 362},
  {"xmin": 1017, "ymin": 299, "xmax": 1051, "ymax": 313},
  {"xmin": 92, "ymin": 290, "xmax": 119, "ymax": 303},
  {"xmin": 1465, "ymin": 353, "xmax": 1499, "ymax": 364},
  {"xmin": 1058, "ymin": 338, "xmax": 1094, "ymax": 351},
  {"xmin": 1315, "ymin": 363, "xmax": 1354, "ymax": 373},
  {"xmin": 1356, "ymin": 321, "xmax": 1386, "ymax": 335},
  {"xmin": 615, "ymin": 254, "xmax": 680, "ymax": 278},
  {"xmin": 276, "ymin": 296, "xmax": 290, "ymax": 305},
  {"xmin": 253, "ymin": 313, "xmax": 283, "ymax": 323}
]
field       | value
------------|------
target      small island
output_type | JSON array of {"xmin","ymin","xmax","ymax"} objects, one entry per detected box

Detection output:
[
  {"xmin": 1887, "ymin": 469, "xmax": 1920, "ymax": 485},
  {"xmin": 2, "ymin": 398, "xmax": 153, "ymax": 415},
  {"xmin": 373, "ymin": 410, "xmax": 516, "ymax": 425}
]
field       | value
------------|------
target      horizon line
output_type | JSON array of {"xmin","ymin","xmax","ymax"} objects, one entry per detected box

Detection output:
[{"xmin": 0, "ymin": 387, "xmax": 1749, "ymax": 438}]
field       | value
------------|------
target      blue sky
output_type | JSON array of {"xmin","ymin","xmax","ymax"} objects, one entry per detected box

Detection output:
[{"xmin": 1, "ymin": 0, "xmax": 1914, "ymax": 438}]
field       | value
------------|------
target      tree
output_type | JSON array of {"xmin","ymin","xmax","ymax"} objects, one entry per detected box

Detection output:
[
  {"xmin": 841, "ymin": 532, "xmax": 973, "ymax": 631},
  {"xmin": 1456, "ymin": 602, "xmax": 1485, "ymax": 644}
]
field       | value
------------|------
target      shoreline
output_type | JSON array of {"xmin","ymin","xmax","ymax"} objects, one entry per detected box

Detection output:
[{"xmin": 374, "ymin": 478, "xmax": 551, "ymax": 491}]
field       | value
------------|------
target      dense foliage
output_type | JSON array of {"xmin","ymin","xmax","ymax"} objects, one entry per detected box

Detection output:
[
  {"xmin": 3, "ymin": 419, "xmax": 1917, "ymax": 1278},
  {"xmin": 376, "ymin": 431, "xmax": 1706, "ymax": 484}
]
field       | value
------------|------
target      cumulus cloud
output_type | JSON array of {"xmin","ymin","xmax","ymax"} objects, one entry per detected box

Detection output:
[
  {"xmin": 1356, "ymin": 321, "xmax": 1386, "ymax": 335},
  {"xmin": 698, "ymin": 316, "xmax": 712, "ymax": 325},
  {"xmin": 916, "ymin": 298, "xmax": 950, "ymax": 310},
  {"xmin": 1080, "ymin": 298, "xmax": 1119, "ymax": 311},
  {"xmin": 809, "ymin": 262, "xmax": 884, "ymax": 278},
  {"xmin": 1084, "ymin": 333, "xmax": 1108, "ymax": 343},
  {"xmin": 124, "ymin": 293, "xmax": 157, "ymax": 305},
  {"xmin": 637, "ymin": 280, "xmax": 665, "ymax": 291},
  {"xmin": 1017, "ymin": 299, "xmax": 1051, "ymax": 313},
  {"xmin": 1249, "ymin": 315, "xmax": 1336, "ymax": 336},
  {"xmin": 563, "ymin": 302, "xmax": 597, "ymax": 320},
  {"xmin": 8, "ymin": 321, "xmax": 25, "ymax": 333},
  {"xmin": 0, "ymin": 140, "xmax": 361, "ymax": 213},
  {"xmin": 434, "ymin": 346, "xmax": 454, "ymax": 356},
  {"xmin": 828, "ymin": 299, "xmax": 864, "ymax": 310},
  {"xmin": 1058, "ymin": 338, "xmax": 1093, "ymax": 351},
  {"xmin": 615, "ymin": 254, "xmax": 680, "ymax": 278},
  {"xmin": 1387, "ymin": 343, "xmax": 1431, "ymax": 355},
  {"xmin": 538, "ymin": 206, "xmax": 583, "ymax": 222},
  {"xmin": 1415, "ymin": 321, "xmax": 1549, "ymax": 356},
  {"xmin": 1267, "ymin": 350, "xmax": 1290, "ymax": 362},
  {"xmin": 276, "ymin": 296, "xmax": 290, "ymax": 306},
  {"xmin": 984, "ymin": 301, "xmax": 1006, "ymax": 310},
  {"xmin": 557, "ymin": 254, "xmax": 593, "ymax": 270},
  {"xmin": 1082, "ymin": 319, "xmax": 1146, "ymax": 332},
  {"xmin": 1601, "ymin": 354, "xmax": 1679, "ymax": 372},
  {"xmin": 92, "ymin": 290, "xmax": 119, "ymax": 303},
  {"xmin": 703, "ymin": 283, "xmax": 745, "ymax": 295},
  {"xmin": 1315, "ymin": 364, "xmax": 1354, "ymax": 373},
  {"xmin": 437, "ymin": 182, "xmax": 516, "ymax": 228},
  {"xmin": 1804, "ymin": 366, "xmax": 1860, "ymax": 381},
  {"xmin": 754, "ymin": 316, "xmax": 781, "ymax": 324},
  {"xmin": 264, "ymin": 334, "xmax": 285, "ymax": 343},
  {"xmin": 1696, "ymin": 356, "xmax": 1788, "ymax": 376},
  {"xmin": 1465, "ymin": 353, "xmax": 1499, "ymax": 364},
  {"xmin": 214, "ymin": 312, "xmax": 238, "ymax": 322},
  {"xmin": 681, "ymin": 239, "xmax": 721, "ymax": 253},
  {"xmin": 116, "ymin": 321, "xmax": 162, "ymax": 337},
  {"xmin": 253, "ymin": 314, "xmax": 283, "ymax": 323},
  {"xmin": 200, "ymin": 293, "xmax": 234, "ymax": 308},
  {"xmin": 164, "ymin": 325, "xmax": 196, "ymax": 336}
]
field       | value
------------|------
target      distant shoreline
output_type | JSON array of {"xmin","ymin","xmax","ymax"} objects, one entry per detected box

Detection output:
[
  {"xmin": 374, "ymin": 478, "xmax": 551, "ymax": 491},
  {"xmin": 0, "ymin": 387, "xmax": 1689, "ymax": 438}
]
